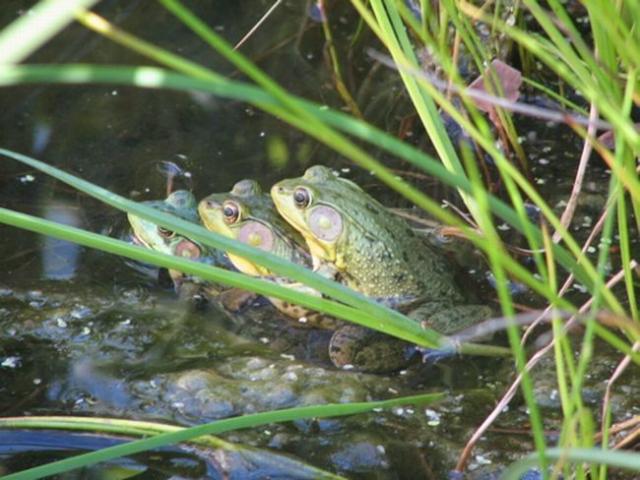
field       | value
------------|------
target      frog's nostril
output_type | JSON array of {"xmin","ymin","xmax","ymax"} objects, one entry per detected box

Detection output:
[{"xmin": 270, "ymin": 185, "xmax": 284, "ymax": 197}]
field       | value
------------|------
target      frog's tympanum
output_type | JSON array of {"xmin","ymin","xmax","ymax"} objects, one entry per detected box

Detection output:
[{"xmin": 271, "ymin": 165, "xmax": 492, "ymax": 372}]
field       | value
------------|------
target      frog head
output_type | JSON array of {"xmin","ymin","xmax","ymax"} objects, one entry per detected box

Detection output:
[
  {"xmin": 128, "ymin": 190, "xmax": 204, "ymax": 262},
  {"xmin": 198, "ymin": 179, "xmax": 310, "ymax": 276},
  {"xmin": 270, "ymin": 165, "xmax": 368, "ymax": 271}
]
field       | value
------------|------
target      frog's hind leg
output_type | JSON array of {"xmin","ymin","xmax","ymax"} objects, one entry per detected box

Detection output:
[
  {"xmin": 412, "ymin": 304, "xmax": 493, "ymax": 339},
  {"xmin": 410, "ymin": 303, "xmax": 493, "ymax": 363},
  {"xmin": 329, "ymin": 325, "xmax": 418, "ymax": 373}
]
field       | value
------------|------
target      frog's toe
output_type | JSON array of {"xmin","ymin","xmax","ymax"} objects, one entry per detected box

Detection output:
[{"xmin": 417, "ymin": 347, "xmax": 457, "ymax": 364}]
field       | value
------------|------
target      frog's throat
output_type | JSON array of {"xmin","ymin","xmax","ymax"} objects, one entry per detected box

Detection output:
[
  {"xmin": 303, "ymin": 232, "xmax": 338, "ymax": 266},
  {"xmin": 228, "ymin": 253, "xmax": 271, "ymax": 276}
]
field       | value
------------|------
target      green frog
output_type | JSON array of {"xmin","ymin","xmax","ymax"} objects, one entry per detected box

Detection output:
[
  {"xmin": 271, "ymin": 165, "xmax": 492, "ymax": 371},
  {"xmin": 127, "ymin": 190, "xmax": 231, "ymax": 297},
  {"xmin": 198, "ymin": 179, "xmax": 337, "ymax": 329}
]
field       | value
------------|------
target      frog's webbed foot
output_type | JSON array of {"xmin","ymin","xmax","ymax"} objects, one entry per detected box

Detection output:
[
  {"xmin": 417, "ymin": 347, "xmax": 458, "ymax": 364},
  {"xmin": 410, "ymin": 303, "xmax": 493, "ymax": 364},
  {"xmin": 329, "ymin": 325, "xmax": 418, "ymax": 373},
  {"xmin": 411, "ymin": 303, "xmax": 492, "ymax": 364}
]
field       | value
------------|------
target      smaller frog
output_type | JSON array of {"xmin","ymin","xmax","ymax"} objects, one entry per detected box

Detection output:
[
  {"xmin": 198, "ymin": 180, "xmax": 310, "ymax": 276},
  {"xmin": 271, "ymin": 165, "xmax": 492, "ymax": 371},
  {"xmin": 198, "ymin": 179, "xmax": 338, "ymax": 329},
  {"xmin": 128, "ymin": 190, "xmax": 232, "ymax": 298}
]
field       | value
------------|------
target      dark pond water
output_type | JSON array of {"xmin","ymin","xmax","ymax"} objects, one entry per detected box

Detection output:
[{"xmin": 1, "ymin": 1, "xmax": 638, "ymax": 478}]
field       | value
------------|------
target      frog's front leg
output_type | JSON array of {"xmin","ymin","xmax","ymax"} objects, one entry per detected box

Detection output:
[{"xmin": 313, "ymin": 260, "xmax": 341, "ymax": 281}]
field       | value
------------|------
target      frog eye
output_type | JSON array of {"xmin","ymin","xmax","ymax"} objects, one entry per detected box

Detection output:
[
  {"xmin": 222, "ymin": 201, "xmax": 240, "ymax": 224},
  {"xmin": 293, "ymin": 187, "xmax": 311, "ymax": 208},
  {"xmin": 158, "ymin": 226, "xmax": 175, "ymax": 238}
]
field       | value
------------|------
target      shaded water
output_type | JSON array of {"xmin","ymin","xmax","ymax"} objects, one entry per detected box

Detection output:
[{"xmin": 1, "ymin": 1, "xmax": 638, "ymax": 478}]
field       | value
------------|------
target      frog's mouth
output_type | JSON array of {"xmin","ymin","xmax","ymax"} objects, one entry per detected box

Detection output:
[
  {"xmin": 198, "ymin": 198, "xmax": 232, "ymax": 237},
  {"xmin": 270, "ymin": 186, "xmax": 298, "ymax": 221}
]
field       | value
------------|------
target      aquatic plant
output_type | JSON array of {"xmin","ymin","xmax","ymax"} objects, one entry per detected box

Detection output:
[{"xmin": 0, "ymin": 0, "xmax": 638, "ymax": 478}]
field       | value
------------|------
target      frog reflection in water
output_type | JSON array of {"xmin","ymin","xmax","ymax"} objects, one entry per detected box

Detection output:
[
  {"xmin": 271, "ymin": 165, "xmax": 492, "ymax": 371},
  {"xmin": 127, "ymin": 190, "xmax": 232, "ymax": 297}
]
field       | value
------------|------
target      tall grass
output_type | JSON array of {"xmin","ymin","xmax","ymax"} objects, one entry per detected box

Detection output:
[{"xmin": 0, "ymin": 0, "xmax": 638, "ymax": 478}]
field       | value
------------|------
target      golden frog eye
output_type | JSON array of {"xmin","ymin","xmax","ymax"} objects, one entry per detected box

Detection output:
[
  {"xmin": 293, "ymin": 187, "xmax": 311, "ymax": 208},
  {"xmin": 222, "ymin": 201, "xmax": 240, "ymax": 224},
  {"xmin": 157, "ymin": 226, "xmax": 175, "ymax": 238}
]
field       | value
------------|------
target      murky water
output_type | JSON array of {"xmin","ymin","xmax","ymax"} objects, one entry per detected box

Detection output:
[{"xmin": 1, "ymin": 1, "xmax": 637, "ymax": 478}]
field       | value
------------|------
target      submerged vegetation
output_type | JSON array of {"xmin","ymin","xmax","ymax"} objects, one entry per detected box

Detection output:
[{"xmin": 0, "ymin": 0, "xmax": 639, "ymax": 478}]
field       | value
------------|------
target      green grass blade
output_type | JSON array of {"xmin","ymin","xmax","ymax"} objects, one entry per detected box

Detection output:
[
  {"xmin": 0, "ymin": 393, "xmax": 443, "ymax": 480},
  {"xmin": 0, "ymin": 416, "xmax": 346, "ymax": 480},
  {"xmin": 503, "ymin": 447, "xmax": 640, "ymax": 479},
  {"xmin": 0, "ymin": 64, "xmax": 593, "ymax": 297},
  {"xmin": 368, "ymin": 0, "xmax": 477, "ymax": 217},
  {"xmin": 0, "ymin": 149, "xmax": 449, "ymax": 348},
  {"xmin": 0, "ymin": 205, "xmax": 462, "ymax": 350},
  {"xmin": 462, "ymin": 144, "xmax": 548, "ymax": 474},
  {"xmin": 0, "ymin": 0, "xmax": 100, "ymax": 64}
]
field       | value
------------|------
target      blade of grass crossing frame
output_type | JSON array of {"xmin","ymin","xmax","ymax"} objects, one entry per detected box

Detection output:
[
  {"xmin": 0, "ymin": 0, "xmax": 100, "ymax": 64},
  {"xmin": 0, "ymin": 65, "xmax": 591, "ymax": 306},
  {"xmin": 0, "ymin": 393, "xmax": 443, "ymax": 480}
]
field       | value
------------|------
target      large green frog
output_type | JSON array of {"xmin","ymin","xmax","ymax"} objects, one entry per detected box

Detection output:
[
  {"xmin": 271, "ymin": 165, "xmax": 492, "ymax": 370},
  {"xmin": 127, "ymin": 190, "xmax": 231, "ymax": 296},
  {"xmin": 198, "ymin": 179, "xmax": 337, "ymax": 329}
]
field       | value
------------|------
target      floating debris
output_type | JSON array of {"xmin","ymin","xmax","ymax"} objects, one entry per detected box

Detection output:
[
  {"xmin": 1, "ymin": 356, "xmax": 21, "ymax": 368},
  {"xmin": 18, "ymin": 174, "xmax": 35, "ymax": 183}
]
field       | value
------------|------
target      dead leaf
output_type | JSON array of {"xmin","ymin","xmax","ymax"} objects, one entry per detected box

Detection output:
[{"xmin": 467, "ymin": 59, "xmax": 522, "ymax": 113}]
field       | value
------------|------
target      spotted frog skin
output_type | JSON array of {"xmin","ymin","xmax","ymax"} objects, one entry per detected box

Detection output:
[
  {"xmin": 198, "ymin": 179, "xmax": 338, "ymax": 328},
  {"xmin": 271, "ymin": 165, "xmax": 492, "ymax": 371},
  {"xmin": 127, "ymin": 190, "xmax": 230, "ymax": 293}
]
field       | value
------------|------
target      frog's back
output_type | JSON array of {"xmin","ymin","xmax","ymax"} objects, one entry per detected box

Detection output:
[
  {"xmin": 341, "ymin": 197, "xmax": 460, "ymax": 301},
  {"xmin": 317, "ymin": 178, "xmax": 461, "ymax": 302}
]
